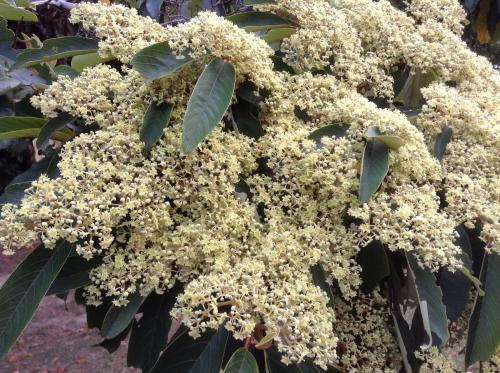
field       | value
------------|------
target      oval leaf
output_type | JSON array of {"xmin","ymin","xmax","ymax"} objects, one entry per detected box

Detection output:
[
  {"xmin": 367, "ymin": 127, "xmax": 404, "ymax": 150},
  {"xmin": 407, "ymin": 254, "xmax": 449, "ymax": 347},
  {"xmin": 0, "ymin": 4, "xmax": 37, "ymax": 22},
  {"xmin": 434, "ymin": 126, "xmax": 452, "ymax": 161},
  {"xmin": 465, "ymin": 253, "xmax": 500, "ymax": 366},
  {"xmin": 71, "ymin": 52, "xmax": 114, "ymax": 73},
  {"xmin": 47, "ymin": 256, "xmax": 99, "ymax": 295},
  {"xmin": 131, "ymin": 41, "xmax": 193, "ymax": 81},
  {"xmin": 226, "ymin": 11, "xmax": 292, "ymax": 32},
  {"xmin": 182, "ymin": 58, "xmax": 236, "ymax": 153},
  {"xmin": 0, "ymin": 241, "xmax": 72, "ymax": 358},
  {"xmin": 53, "ymin": 65, "xmax": 80, "ymax": 80},
  {"xmin": 36, "ymin": 112, "xmax": 75, "ymax": 150},
  {"xmin": 308, "ymin": 124, "xmax": 348, "ymax": 145},
  {"xmin": 357, "ymin": 241, "xmax": 390, "ymax": 293},
  {"xmin": 150, "ymin": 326, "xmax": 229, "ymax": 373},
  {"xmin": 101, "ymin": 293, "xmax": 145, "ymax": 340},
  {"xmin": 261, "ymin": 27, "xmax": 295, "ymax": 43},
  {"xmin": 140, "ymin": 101, "xmax": 173, "ymax": 151},
  {"xmin": 224, "ymin": 348, "xmax": 258, "ymax": 373},
  {"xmin": 0, "ymin": 116, "xmax": 73, "ymax": 141},
  {"xmin": 359, "ymin": 139, "xmax": 389, "ymax": 204},
  {"xmin": 14, "ymin": 37, "xmax": 99, "ymax": 68}
]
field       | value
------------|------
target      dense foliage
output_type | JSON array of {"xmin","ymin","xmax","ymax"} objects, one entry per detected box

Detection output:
[{"xmin": 0, "ymin": 0, "xmax": 499, "ymax": 372}]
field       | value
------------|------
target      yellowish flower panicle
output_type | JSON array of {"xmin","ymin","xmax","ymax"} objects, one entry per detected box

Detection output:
[
  {"xmin": 405, "ymin": 0, "xmax": 467, "ymax": 35},
  {"xmin": 0, "ymin": 0, "xmax": 499, "ymax": 370},
  {"xmin": 334, "ymin": 290, "xmax": 401, "ymax": 372}
]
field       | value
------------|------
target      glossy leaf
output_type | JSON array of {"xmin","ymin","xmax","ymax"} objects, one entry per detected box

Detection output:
[
  {"xmin": 101, "ymin": 293, "xmax": 145, "ymax": 340},
  {"xmin": 407, "ymin": 254, "xmax": 449, "ymax": 347},
  {"xmin": 71, "ymin": 52, "xmax": 114, "ymax": 73},
  {"xmin": 261, "ymin": 27, "xmax": 295, "ymax": 43},
  {"xmin": 140, "ymin": 101, "xmax": 173, "ymax": 151},
  {"xmin": 182, "ymin": 58, "xmax": 236, "ymax": 152},
  {"xmin": 439, "ymin": 225, "xmax": 473, "ymax": 321},
  {"xmin": 366, "ymin": 127, "xmax": 404, "ymax": 150},
  {"xmin": 0, "ymin": 241, "xmax": 72, "ymax": 357},
  {"xmin": 53, "ymin": 65, "xmax": 80, "ymax": 79},
  {"xmin": 359, "ymin": 139, "xmax": 389, "ymax": 204},
  {"xmin": 434, "ymin": 126, "xmax": 452, "ymax": 161},
  {"xmin": 14, "ymin": 37, "xmax": 98, "ymax": 68},
  {"xmin": 150, "ymin": 326, "xmax": 229, "ymax": 373},
  {"xmin": 308, "ymin": 124, "xmax": 348, "ymax": 149},
  {"xmin": 310, "ymin": 264, "xmax": 334, "ymax": 308},
  {"xmin": 465, "ymin": 253, "xmax": 500, "ymax": 366},
  {"xmin": 0, "ymin": 16, "xmax": 17, "ymax": 60},
  {"xmin": 131, "ymin": 41, "xmax": 193, "ymax": 81},
  {"xmin": 47, "ymin": 256, "xmax": 98, "ymax": 295},
  {"xmin": 224, "ymin": 348, "xmax": 258, "ymax": 373},
  {"xmin": 0, "ymin": 4, "xmax": 37, "ymax": 22},
  {"xmin": 0, "ymin": 116, "xmax": 72, "ymax": 141},
  {"xmin": 358, "ymin": 241, "xmax": 390, "ymax": 293},
  {"xmin": 36, "ymin": 112, "xmax": 75, "ymax": 150},
  {"xmin": 394, "ymin": 69, "xmax": 438, "ymax": 108},
  {"xmin": 127, "ymin": 284, "xmax": 183, "ymax": 372},
  {"xmin": 226, "ymin": 11, "xmax": 291, "ymax": 32}
]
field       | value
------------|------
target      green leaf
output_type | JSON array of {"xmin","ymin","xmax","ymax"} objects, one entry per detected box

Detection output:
[
  {"xmin": 0, "ymin": 148, "xmax": 61, "ymax": 205},
  {"xmin": 357, "ymin": 241, "xmax": 390, "ymax": 293},
  {"xmin": 0, "ymin": 241, "xmax": 72, "ymax": 358},
  {"xmin": 53, "ymin": 65, "xmax": 80, "ymax": 80},
  {"xmin": 310, "ymin": 264, "xmax": 334, "ymax": 308},
  {"xmin": 394, "ymin": 69, "xmax": 438, "ymax": 108},
  {"xmin": 0, "ymin": 15, "xmax": 17, "ymax": 60},
  {"xmin": 406, "ymin": 254, "xmax": 449, "ymax": 347},
  {"xmin": 101, "ymin": 293, "xmax": 145, "ymax": 340},
  {"xmin": 434, "ymin": 126, "xmax": 452, "ymax": 161},
  {"xmin": 0, "ymin": 4, "xmax": 37, "ymax": 22},
  {"xmin": 308, "ymin": 124, "xmax": 348, "ymax": 145},
  {"xmin": 150, "ymin": 326, "xmax": 229, "ymax": 373},
  {"xmin": 14, "ymin": 37, "xmax": 99, "ymax": 68},
  {"xmin": 47, "ymin": 256, "xmax": 98, "ymax": 295},
  {"xmin": 359, "ymin": 139, "xmax": 389, "ymax": 204},
  {"xmin": 366, "ymin": 127, "xmax": 404, "ymax": 150},
  {"xmin": 140, "ymin": 101, "xmax": 173, "ymax": 151},
  {"xmin": 226, "ymin": 11, "xmax": 292, "ymax": 32},
  {"xmin": 0, "ymin": 116, "xmax": 73, "ymax": 141},
  {"xmin": 439, "ymin": 225, "xmax": 472, "ymax": 321},
  {"xmin": 182, "ymin": 58, "xmax": 236, "ymax": 152},
  {"xmin": 131, "ymin": 41, "xmax": 193, "ymax": 81},
  {"xmin": 98, "ymin": 324, "xmax": 131, "ymax": 353},
  {"xmin": 70, "ymin": 52, "xmax": 114, "ymax": 73},
  {"xmin": 465, "ymin": 253, "xmax": 500, "ymax": 366},
  {"xmin": 224, "ymin": 348, "xmax": 258, "ymax": 373},
  {"xmin": 36, "ymin": 112, "xmax": 74, "ymax": 150},
  {"xmin": 261, "ymin": 27, "xmax": 295, "ymax": 43},
  {"xmin": 127, "ymin": 284, "xmax": 183, "ymax": 372}
]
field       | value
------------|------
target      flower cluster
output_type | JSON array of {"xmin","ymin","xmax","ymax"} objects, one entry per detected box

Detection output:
[{"xmin": 0, "ymin": 0, "xmax": 498, "ymax": 370}]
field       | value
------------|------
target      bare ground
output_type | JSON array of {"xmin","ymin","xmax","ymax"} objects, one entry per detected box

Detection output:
[{"xmin": 0, "ymin": 250, "xmax": 139, "ymax": 373}]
